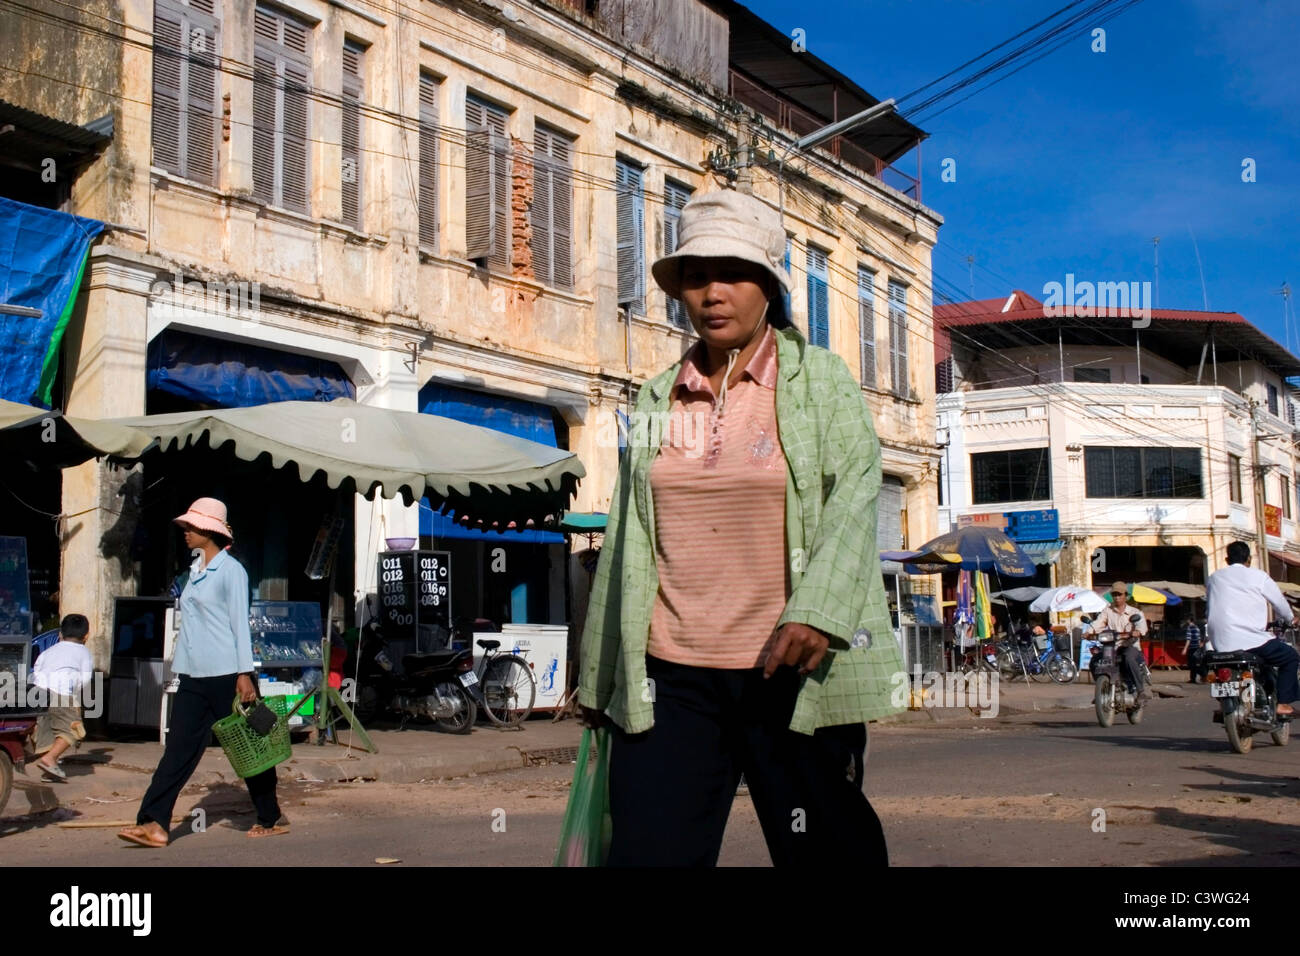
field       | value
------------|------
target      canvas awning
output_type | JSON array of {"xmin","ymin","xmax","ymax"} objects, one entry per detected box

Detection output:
[
  {"xmin": 1137, "ymin": 580, "xmax": 1206, "ymax": 599},
  {"xmin": 110, "ymin": 398, "xmax": 585, "ymax": 531},
  {"xmin": 0, "ymin": 398, "xmax": 152, "ymax": 467},
  {"xmin": 1269, "ymin": 550, "xmax": 1300, "ymax": 568}
]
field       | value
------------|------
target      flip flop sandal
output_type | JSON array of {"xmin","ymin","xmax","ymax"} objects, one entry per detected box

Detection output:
[
  {"xmin": 247, "ymin": 822, "xmax": 291, "ymax": 839},
  {"xmin": 117, "ymin": 825, "xmax": 169, "ymax": 848},
  {"xmin": 35, "ymin": 760, "xmax": 67, "ymax": 781}
]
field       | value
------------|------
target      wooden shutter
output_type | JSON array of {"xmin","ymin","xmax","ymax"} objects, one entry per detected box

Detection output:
[
  {"xmin": 465, "ymin": 97, "xmax": 509, "ymax": 267},
  {"xmin": 663, "ymin": 180, "xmax": 691, "ymax": 327},
  {"xmin": 185, "ymin": 7, "xmax": 219, "ymax": 186},
  {"xmin": 153, "ymin": 0, "xmax": 219, "ymax": 185},
  {"xmin": 551, "ymin": 134, "xmax": 572, "ymax": 289},
  {"xmin": 616, "ymin": 160, "xmax": 644, "ymax": 310},
  {"xmin": 151, "ymin": 4, "xmax": 184, "ymax": 175},
  {"xmin": 782, "ymin": 236, "xmax": 792, "ymax": 317},
  {"xmin": 341, "ymin": 42, "xmax": 363, "ymax": 229},
  {"xmin": 531, "ymin": 127, "xmax": 553, "ymax": 284},
  {"xmin": 889, "ymin": 279, "xmax": 908, "ymax": 396},
  {"xmin": 281, "ymin": 61, "xmax": 310, "ymax": 213},
  {"xmin": 251, "ymin": 49, "xmax": 277, "ymax": 203},
  {"xmin": 858, "ymin": 267, "xmax": 876, "ymax": 387},
  {"xmin": 253, "ymin": 5, "xmax": 311, "ymax": 211},
  {"xmin": 418, "ymin": 73, "xmax": 439, "ymax": 249},
  {"xmin": 806, "ymin": 246, "xmax": 829, "ymax": 348},
  {"xmin": 531, "ymin": 126, "xmax": 573, "ymax": 289}
]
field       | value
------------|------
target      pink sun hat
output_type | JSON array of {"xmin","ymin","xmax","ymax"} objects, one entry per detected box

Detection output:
[{"xmin": 174, "ymin": 497, "xmax": 233, "ymax": 542}]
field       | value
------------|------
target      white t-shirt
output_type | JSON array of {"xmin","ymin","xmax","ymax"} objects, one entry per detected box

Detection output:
[
  {"xmin": 1205, "ymin": 563, "xmax": 1294, "ymax": 653},
  {"xmin": 31, "ymin": 640, "xmax": 95, "ymax": 698}
]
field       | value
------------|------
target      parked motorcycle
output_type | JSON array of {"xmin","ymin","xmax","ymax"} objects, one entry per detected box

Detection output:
[
  {"xmin": 354, "ymin": 618, "xmax": 485, "ymax": 734},
  {"xmin": 1204, "ymin": 634, "xmax": 1292, "ymax": 754},
  {"xmin": 0, "ymin": 716, "xmax": 39, "ymax": 817},
  {"xmin": 1081, "ymin": 613, "xmax": 1149, "ymax": 726}
]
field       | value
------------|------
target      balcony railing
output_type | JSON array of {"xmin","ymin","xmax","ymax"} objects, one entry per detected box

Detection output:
[{"xmin": 729, "ymin": 68, "xmax": 921, "ymax": 201}]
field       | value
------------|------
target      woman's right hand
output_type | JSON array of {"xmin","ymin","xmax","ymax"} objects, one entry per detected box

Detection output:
[{"xmin": 579, "ymin": 706, "xmax": 608, "ymax": 731}]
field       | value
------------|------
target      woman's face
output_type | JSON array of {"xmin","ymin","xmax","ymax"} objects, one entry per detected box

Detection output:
[
  {"xmin": 679, "ymin": 257, "xmax": 774, "ymax": 350},
  {"xmin": 181, "ymin": 524, "xmax": 212, "ymax": 551}
]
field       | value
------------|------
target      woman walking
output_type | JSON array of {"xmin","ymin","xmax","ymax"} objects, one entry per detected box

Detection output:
[
  {"xmin": 118, "ymin": 498, "xmax": 287, "ymax": 847},
  {"xmin": 578, "ymin": 190, "xmax": 905, "ymax": 867}
]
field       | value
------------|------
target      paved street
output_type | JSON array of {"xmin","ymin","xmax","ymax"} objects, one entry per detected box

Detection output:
[{"xmin": 4, "ymin": 687, "xmax": 1299, "ymax": 866}]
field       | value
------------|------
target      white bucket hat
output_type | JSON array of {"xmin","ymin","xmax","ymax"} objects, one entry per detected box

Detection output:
[{"xmin": 651, "ymin": 190, "xmax": 792, "ymax": 301}]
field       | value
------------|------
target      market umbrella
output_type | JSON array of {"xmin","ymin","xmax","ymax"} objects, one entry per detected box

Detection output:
[
  {"xmin": 1106, "ymin": 583, "xmax": 1169, "ymax": 606},
  {"xmin": 1138, "ymin": 580, "xmax": 1206, "ymax": 599},
  {"xmin": 1030, "ymin": 586, "xmax": 1109, "ymax": 614},
  {"xmin": 992, "ymin": 586, "xmax": 1049, "ymax": 603},
  {"xmin": 0, "ymin": 398, "xmax": 152, "ymax": 467},
  {"xmin": 905, "ymin": 526, "xmax": 1037, "ymax": 577},
  {"xmin": 111, "ymin": 398, "xmax": 585, "ymax": 531}
]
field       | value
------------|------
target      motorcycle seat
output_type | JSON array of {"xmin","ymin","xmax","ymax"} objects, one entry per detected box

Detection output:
[
  {"xmin": 1202, "ymin": 650, "xmax": 1262, "ymax": 667},
  {"xmin": 402, "ymin": 650, "xmax": 462, "ymax": 670},
  {"xmin": 477, "ymin": 639, "xmax": 501, "ymax": 651}
]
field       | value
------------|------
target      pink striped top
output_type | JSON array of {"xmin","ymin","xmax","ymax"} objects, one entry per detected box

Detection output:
[{"xmin": 647, "ymin": 325, "xmax": 790, "ymax": 669}]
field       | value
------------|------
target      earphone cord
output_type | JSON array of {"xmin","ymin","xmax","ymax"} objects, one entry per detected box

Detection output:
[{"xmin": 716, "ymin": 304, "xmax": 770, "ymax": 416}]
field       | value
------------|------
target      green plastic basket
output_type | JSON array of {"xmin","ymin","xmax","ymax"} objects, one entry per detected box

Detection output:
[{"xmin": 212, "ymin": 695, "xmax": 292, "ymax": 778}]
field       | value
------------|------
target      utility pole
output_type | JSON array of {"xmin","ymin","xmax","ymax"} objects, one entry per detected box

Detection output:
[
  {"xmin": 1152, "ymin": 236, "xmax": 1160, "ymax": 309},
  {"xmin": 1251, "ymin": 400, "xmax": 1271, "ymax": 566}
]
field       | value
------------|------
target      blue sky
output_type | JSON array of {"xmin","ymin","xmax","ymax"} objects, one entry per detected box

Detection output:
[{"xmin": 742, "ymin": 0, "xmax": 1300, "ymax": 353}]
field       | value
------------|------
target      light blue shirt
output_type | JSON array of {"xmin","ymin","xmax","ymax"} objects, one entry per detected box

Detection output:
[{"xmin": 173, "ymin": 549, "xmax": 254, "ymax": 678}]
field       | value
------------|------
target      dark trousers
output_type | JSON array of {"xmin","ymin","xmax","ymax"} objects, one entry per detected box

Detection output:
[
  {"xmin": 1119, "ymin": 645, "xmax": 1148, "ymax": 692},
  {"xmin": 1252, "ymin": 638, "xmax": 1300, "ymax": 704},
  {"xmin": 137, "ymin": 674, "xmax": 280, "ymax": 830},
  {"xmin": 605, "ymin": 655, "xmax": 887, "ymax": 867}
]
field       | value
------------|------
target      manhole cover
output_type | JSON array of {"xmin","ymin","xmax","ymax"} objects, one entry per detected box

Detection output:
[{"xmin": 519, "ymin": 744, "xmax": 597, "ymax": 766}]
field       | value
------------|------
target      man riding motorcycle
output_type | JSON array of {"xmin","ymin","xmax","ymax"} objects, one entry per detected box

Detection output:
[
  {"xmin": 1205, "ymin": 542, "xmax": 1299, "ymax": 717},
  {"xmin": 1096, "ymin": 581, "xmax": 1151, "ymax": 701}
]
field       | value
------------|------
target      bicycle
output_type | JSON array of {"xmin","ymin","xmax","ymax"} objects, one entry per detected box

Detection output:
[{"xmin": 472, "ymin": 638, "xmax": 537, "ymax": 727}]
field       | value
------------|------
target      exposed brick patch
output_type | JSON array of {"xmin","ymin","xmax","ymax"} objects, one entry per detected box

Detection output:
[{"xmin": 511, "ymin": 135, "xmax": 533, "ymax": 278}]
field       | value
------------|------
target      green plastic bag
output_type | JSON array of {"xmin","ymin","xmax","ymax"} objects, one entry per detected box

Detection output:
[{"xmin": 553, "ymin": 727, "xmax": 612, "ymax": 867}]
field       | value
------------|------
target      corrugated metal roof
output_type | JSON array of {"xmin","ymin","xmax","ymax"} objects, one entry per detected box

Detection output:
[
  {"xmin": 708, "ymin": 0, "xmax": 927, "ymax": 166},
  {"xmin": 934, "ymin": 292, "xmax": 1300, "ymax": 376},
  {"xmin": 0, "ymin": 99, "xmax": 112, "ymax": 167}
]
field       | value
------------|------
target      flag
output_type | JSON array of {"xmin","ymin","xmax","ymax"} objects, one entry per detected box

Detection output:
[{"xmin": 975, "ymin": 570, "xmax": 993, "ymax": 641}]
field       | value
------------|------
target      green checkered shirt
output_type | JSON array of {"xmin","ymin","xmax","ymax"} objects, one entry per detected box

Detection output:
[{"xmin": 578, "ymin": 324, "xmax": 906, "ymax": 734}]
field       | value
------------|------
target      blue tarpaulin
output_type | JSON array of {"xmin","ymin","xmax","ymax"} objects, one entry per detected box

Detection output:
[
  {"xmin": 418, "ymin": 383, "xmax": 564, "ymax": 543},
  {"xmin": 147, "ymin": 329, "xmax": 355, "ymax": 407},
  {"xmin": 0, "ymin": 196, "xmax": 104, "ymax": 407}
]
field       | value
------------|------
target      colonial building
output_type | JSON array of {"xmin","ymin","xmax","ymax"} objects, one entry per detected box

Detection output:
[
  {"xmin": 0, "ymin": 0, "xmax": 941, "ymax": 667},
  {"xmin": 935, "ymin": 291, "xmax": 1300, "ymax": 605}
]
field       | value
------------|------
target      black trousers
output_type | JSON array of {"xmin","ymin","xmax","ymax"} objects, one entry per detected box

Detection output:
[
  {"xmin": 605, "ymin": 655, "xmax": 887, "ymax": 867},
  {"xmin": 1119, "ymin": 645, "xmax": 1149, "ymax": 692},
  {"xmin": 1252, "ymin": 638, "xmax": 1300, "ymax": 704},
  {"xmin": 137, "ymin": 674, "xmax": 280, "ymax": 830}
]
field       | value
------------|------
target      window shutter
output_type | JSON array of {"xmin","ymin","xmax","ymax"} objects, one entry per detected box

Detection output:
[
  {"xmin": 151, "ymin": 5, "xmax": 184, "ymax": 175},
  {"xmin": 664, "ymin": 180, "xmax": 691, "ymax": 327},
  {"xmin": 531, "ymin": 126, "xmax": 573, "ymax": 289},
  {"xmin": 281, "ymin": 61, "xmax": 310, "ymax": 213},
  {"xmin": 418, "ymin": 73, "xmax": 439, "ymax": 249},
  {"xmin": 465, "ymin": 98, "xmax": 509, "ymax": 268},
  {"xmin": 251, "ymin": 50, "xmax": 277, "ymax": 204},
  {"xmin": 806, "ymin": 247, "xmax": 829, "ymax": 348},
  {"xmin": 782, "ymin": 237, "xmax": 792, "ymax": 317},
  {"xmin": 184, "ymin": 10, "xmax": 219, "ymax": 186},
  {"xmin": 616, "ymin": 160, "xmax": 644, "ymax": 310},
  {"xmin": 341, "ymin": 42, "xmax": 363, "ymax": 229},
  {"xmin": 253, "ymin": 5, "xmax": 311, "ymax": 212},
  {"xmin": 465, "ymin": 127, "xmax": 496, "ymax": 262},
  {"xmin": 858, "ymin": 267, "xmax": 876, "ymax": 387},
  {"xmin": 889, "ymin": 279, "xmax": 909, "ymax": 396},
  {"xmin": 531, "ymin": 127, "xmax": 552, "ymax": 285}
]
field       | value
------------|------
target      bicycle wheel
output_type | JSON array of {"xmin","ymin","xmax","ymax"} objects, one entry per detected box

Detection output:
[{"xmin": 481, "ymin": 656, "xmax": 537, "ymax": 727}]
